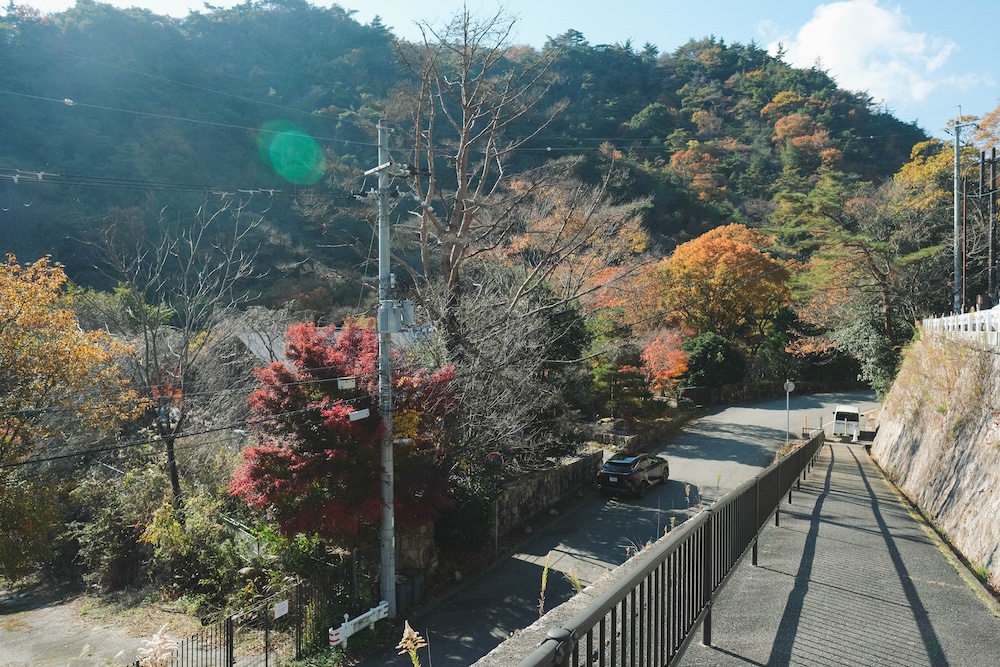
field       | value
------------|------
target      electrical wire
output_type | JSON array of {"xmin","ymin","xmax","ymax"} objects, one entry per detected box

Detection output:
[
  {"xmin": 0, "ymin": 89, "xmax": 377, "ymax": 150},
  {"xmin": 0, "ymin": 397, "xmax": 374, "ymax": 470}
]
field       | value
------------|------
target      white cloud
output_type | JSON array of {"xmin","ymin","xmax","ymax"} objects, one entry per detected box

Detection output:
[{"xmin": 768, "ymin": 0, "xmax": 966, "ymax": 106}]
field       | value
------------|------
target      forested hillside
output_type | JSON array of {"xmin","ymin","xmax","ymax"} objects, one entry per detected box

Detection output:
[{"xmin": 1, "ymin": 0, "xmax": 922, "ymax": 298}]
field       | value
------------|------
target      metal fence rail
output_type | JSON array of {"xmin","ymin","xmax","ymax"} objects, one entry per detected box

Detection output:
[{"xmin": 517, "ymin": 431, "xmax": 825, "ymax": 667}]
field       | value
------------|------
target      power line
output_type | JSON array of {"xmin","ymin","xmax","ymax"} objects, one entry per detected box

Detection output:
[
  {"xmin": 33, "ymin": 43, "xmax": 336, "ymax": 124},
  {"xmin": 0, "ymin": 397, "xmax": 373, "ymax": 470},
  {"xmin": 0, "ymin": 88, "xmax": 377, "ymax": 150}
]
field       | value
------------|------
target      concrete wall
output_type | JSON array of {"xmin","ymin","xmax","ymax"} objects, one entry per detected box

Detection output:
[
  {"xmin": 871, "ymin": 333, "xmax": 1000, "ymax": 584},
  {"xmin": 496, "ymin": 450, "xmax": 603, "ymax": 538}
]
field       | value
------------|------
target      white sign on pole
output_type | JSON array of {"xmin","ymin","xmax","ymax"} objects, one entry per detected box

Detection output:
[{"xmin": 274, "ymin": 600, "xmax": 289, "ymax": 619}]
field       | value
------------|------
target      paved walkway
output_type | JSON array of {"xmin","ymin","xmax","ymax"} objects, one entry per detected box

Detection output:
[{"xmin": 678, "ymin": 442, "xmax": 1000, "ymax": 667}]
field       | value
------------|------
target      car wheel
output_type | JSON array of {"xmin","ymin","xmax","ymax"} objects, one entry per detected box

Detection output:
[
  {"xmin": 661, "ymin": 470, "xmax": 669, "ymax": 484},
  {"xmin": 636, "ymin": 481, "xmax": 648, "ymax": 498}
]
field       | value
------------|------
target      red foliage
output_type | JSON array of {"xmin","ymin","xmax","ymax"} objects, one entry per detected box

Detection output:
[
  {"xmin": 641, "ymin": 331, "xmax": 689, "ymax": 393},
  {"xmin": 230, "ymin": 320, "xmax": 456, "ymax": 545}
]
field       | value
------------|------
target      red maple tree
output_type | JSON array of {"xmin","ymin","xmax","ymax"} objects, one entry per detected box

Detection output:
[
  {"xmin": 641, "ymin": 330, "xmax": 689, "ymax": 394},
  {"xmin": 230, "ymin": 321, "xmax": 456, "ymax": 545}
]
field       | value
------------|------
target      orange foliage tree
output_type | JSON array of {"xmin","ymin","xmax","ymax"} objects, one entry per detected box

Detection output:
[
  {"xmin": 640, "ymin": 330, "xmax": 689, "ymax": 394},
  {"xmin": 497, "ymin": 159, "xmax": 650, "ymax": 307},
  {"xmin": 648, "ymin": 224, "xmax": 790, "ymax": 352}
]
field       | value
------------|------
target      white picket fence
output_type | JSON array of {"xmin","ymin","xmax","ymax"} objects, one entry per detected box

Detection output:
[{"xmin": 922, "ymin": 306, "xmax": 1000, "ymax": 345}]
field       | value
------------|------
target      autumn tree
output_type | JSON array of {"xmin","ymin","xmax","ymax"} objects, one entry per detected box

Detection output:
[
  {"xmin": 0, "ymin": 255, "xmax": 139, "ymax": 578},
  {"xmin": 229, "ymin": 321, "xmax": 456, "ymax": 545},
  {"xmin": 646, "ymin": 223, "xmax": 790, "ymax": 353},
  {"xmin": 641, "ymin": 330, "xmax": 689, "ymax": 395}
]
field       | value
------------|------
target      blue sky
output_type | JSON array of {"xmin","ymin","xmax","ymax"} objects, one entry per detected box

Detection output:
[{"xmin": 18, "ymin": 0, "xmax": 1000, "ymax": 139}]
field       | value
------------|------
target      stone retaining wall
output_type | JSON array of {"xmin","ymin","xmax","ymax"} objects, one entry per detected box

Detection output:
[{"xmin": 496, "ymin": 450, "xmax": 603, "ymax": 538}]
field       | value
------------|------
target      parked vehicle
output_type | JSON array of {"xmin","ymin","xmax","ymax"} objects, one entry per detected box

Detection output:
[
  {"xmin": 832, "ymin": 405, "xmax": 861, "ymax": 441},
  {"xmin": 597, "ymin": 453, "xmax": 670, "ymax": 498}
]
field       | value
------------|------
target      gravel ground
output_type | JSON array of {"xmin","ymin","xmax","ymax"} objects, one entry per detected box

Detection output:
[{"xmin": 0, "ymin": 588, "xmax": 196, "ymax": 667}]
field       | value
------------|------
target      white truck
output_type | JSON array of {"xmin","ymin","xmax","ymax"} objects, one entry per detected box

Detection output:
[{"xmin": 832, "ymin": 405, "xmax": 861, "ymax": 441}]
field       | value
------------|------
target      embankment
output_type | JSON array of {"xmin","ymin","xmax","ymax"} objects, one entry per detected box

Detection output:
[{"xmin": 871, "ymin": 333, "xmax": 1000, "ymax": 584}]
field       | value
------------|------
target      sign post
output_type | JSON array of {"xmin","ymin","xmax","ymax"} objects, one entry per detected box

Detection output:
[{"xmin": 783, "ymin": 379, "xmax": 795, "ymax": 446}]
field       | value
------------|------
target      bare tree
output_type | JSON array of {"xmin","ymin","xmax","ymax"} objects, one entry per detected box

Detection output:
[
  {"xmin": 389, "ymin": 8, "xmax": 565, "ymax": 317},
  {"xmin": 412, "ymin": 262, "xmax": 591, "ymax": 466},
  {"xmin": 84, "ymin": 197, "xmax": 260, "ymax": 506},
  {"xmin": 375, "ymin": 10, "xmax": 657, "ymax": 461}
]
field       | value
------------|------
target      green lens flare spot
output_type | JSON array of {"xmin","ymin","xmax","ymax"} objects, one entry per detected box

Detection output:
[{"xmin": 258, "ymin": 121, "xmax": 326, "ymax": 185}]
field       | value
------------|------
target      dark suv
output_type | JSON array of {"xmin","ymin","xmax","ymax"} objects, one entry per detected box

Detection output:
[{"xmin": 597, "ymin": 453, "xmax": 670, "ymax": 498}]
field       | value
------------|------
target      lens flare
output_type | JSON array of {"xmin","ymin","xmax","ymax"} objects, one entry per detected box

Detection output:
[{"xmin": 257, "ymin": 120, "xmax": 326, "ymax": 185}]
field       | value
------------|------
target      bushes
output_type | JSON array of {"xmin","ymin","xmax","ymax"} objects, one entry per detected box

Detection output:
[
  {"xmin": 141, "ymin": 494, "xmax": 241, "ymax": 611},
  {"xmin": 435, "ymin": 467, "xmax": 504, "ymax": 550},
  {"xmin": 68, "ymin": 466, "xmax": 167, "ymax": 591}
]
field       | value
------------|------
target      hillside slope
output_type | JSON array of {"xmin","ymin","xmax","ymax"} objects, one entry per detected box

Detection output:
[{"xmin": 871, "ymin": 333, "xmax": 1000, "ymax": 585}]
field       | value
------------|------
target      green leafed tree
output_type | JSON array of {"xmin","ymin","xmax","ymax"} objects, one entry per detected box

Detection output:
[
  {"xmin": 681, "ymin": 332, "xmax": 747, "ymax": 388},
  {"xmin": 777, "ymin": 169, "xmax": 950, "ymax": 396}
]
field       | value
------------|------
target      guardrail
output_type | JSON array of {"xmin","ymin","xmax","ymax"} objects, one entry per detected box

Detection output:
[
  {"xmin": 922, "ymin": 308, "xmax": 1000, "ymax": 345},
  {"xmin": 516, "ymin": 431, "xmax": 826, "ymax": 667}
]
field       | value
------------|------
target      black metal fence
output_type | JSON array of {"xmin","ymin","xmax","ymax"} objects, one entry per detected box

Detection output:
[
  {"xmin": 135, "ymin": 551, "xmax": 376, "ymax": 667},
  {"xmin": 517, "ymin": 431, "xmax": 826, "ymax": 667}
]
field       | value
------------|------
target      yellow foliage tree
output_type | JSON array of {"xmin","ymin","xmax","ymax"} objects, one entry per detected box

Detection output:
[{"xmin": 0, "ymin": 255, "xmax": 140, "ymax": 577}]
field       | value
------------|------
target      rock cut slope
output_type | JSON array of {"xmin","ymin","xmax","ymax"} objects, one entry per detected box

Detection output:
[{"xmin": 871, "ymin": 332, "xmax": 1000, "ymax": 586}]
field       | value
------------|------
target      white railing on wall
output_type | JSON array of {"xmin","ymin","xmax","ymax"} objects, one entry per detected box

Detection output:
[{"xmin": 922, "ymin": 307, "xmax": 1000, "ymax": 346}]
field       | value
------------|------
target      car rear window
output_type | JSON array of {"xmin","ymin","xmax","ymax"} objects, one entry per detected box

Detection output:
[{"xmin": 602, "ymin": 462, "xmax": 633, "ymax": 473}]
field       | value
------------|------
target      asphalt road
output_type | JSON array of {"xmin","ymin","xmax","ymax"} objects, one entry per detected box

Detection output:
[{"xmin": 363, "ymin": 390, "xmax": 879, "ymax": 667}]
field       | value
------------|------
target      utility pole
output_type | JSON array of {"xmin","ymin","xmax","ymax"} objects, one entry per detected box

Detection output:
[
  {"xmin": 363, "ymin": 121, "xmax": 418, "ymax": 618},
  {"xmin": 953, "ymin": 115, "xmax": 978, "ymax": 313},
  {"xmin": 991, "ymin": 147, "xmax": 997, "ymax": 303},
  {"xmin": 367, "ymin": 120, "xmax": 397, "ymax": 618}
]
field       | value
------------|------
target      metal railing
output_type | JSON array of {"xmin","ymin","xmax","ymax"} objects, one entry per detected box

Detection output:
[
  {"xmin": 517, "ymin": 431, "xmax": 826, "ymax": 667},
  {"xmin": 922, "ymin": 308, "xmax": 1000, "ymax": 345}
]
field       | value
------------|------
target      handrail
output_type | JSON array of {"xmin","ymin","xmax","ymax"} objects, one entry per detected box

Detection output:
[{"xmin": 516, "ymin": 431, "xmax": 826, "ymax": 667}]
